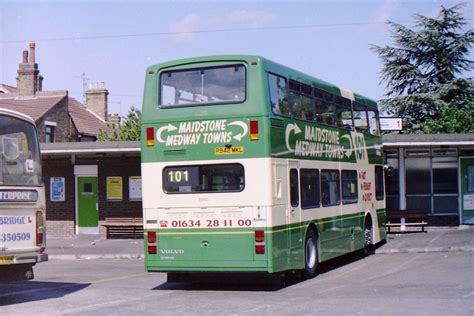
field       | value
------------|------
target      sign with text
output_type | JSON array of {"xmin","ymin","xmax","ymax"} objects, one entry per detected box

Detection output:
[
  {"xmin": 380, "ymin": 117, "xmax": 402, "ymax": 131},
  {"xmin": 106, "ymin": 176, "xmax": 123, "ymax": 201},
  {"xmin": 129, "ymin": 176, "xmax": 142, "ymax": 201},
  {"xmin": 0, "ymin": 190, "xmax": 38, "ymax": 202},
  {"xmin": 50, "ymin": 177, "xmax": 65, "ymax": 202}
]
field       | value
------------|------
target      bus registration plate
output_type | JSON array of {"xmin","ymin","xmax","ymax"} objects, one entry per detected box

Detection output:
[
  {"xmin": 214, "ymin": 146, "xmax": 244, "ymax": 155},
  {"xmin": 0, "ymin": 257, "xmax": 13, "ymax": 265}
]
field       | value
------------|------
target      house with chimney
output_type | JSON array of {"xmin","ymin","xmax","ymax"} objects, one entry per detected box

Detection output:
[
  {"xmin": 0, "ymin": 42, "xmax": 143, "ymax": 239},
  {"xmin": 0, "ymin": 42, "xmax": 116, "ymax": 142}
]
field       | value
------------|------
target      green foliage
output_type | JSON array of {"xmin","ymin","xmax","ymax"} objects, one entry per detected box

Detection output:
[
  {"xmin": 97, "ymin": 106, "xmax": 141, "ymax": 141},
  {"xmin": 371, "ymin": 3, "xmax": 474, "ymax": 133},
  {"xmin": 424, "ymin": 101, "xmax": 474, "ymax": 134}
]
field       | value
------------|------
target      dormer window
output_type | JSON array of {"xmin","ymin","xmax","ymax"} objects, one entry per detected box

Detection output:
[{"xmin": 44, "ymin": 121, "xmax": 57, "ymax": 143}]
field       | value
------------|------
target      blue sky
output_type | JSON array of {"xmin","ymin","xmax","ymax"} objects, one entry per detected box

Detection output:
[{"xmin": 1, "ymin": 0, "xmax": 472, "ymax": 117}]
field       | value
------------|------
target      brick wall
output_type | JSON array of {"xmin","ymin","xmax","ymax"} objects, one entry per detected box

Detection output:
[
  {"xmin": 42, "ymin": 157, "xmax": 76, "ymax": 237},
  {"xmin": 47, "ymin": 220, "xmax": 75, "ymax": 238},
  {"xmin": 97, "ymin": 157, "xmax": 142, "ymax": 219},
  {"xmin": 36, "ymin": 96, "xmax": 72, "ymax": 142}
]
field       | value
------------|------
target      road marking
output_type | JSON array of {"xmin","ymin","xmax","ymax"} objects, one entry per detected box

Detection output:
[
  {"xmin": 89, "ymin": 272, "xmax": 148, "ymax": 284},
  {"xmin": 426, "ymin": 231, "xmax": 446, "ymax": 247}
]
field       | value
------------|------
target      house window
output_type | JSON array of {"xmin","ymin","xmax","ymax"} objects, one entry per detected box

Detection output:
[{"xmin": 45, "ymin": 125, "xmax": 55, "ymax": 143}]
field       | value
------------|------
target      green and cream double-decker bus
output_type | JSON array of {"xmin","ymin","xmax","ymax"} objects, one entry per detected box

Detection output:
[{"xmin": 141, "ymin": 55, "xmax": 386, "ymax": 280}]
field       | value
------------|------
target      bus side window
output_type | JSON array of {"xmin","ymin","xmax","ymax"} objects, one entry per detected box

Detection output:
[
  {"xmin": 368, "ymin": 109, "xmax": 380, "ymax": 136},
  {"xmin": 289, "ymin": 168, "xmax": 299, "ymax": 207},
  {"xmin": 300, "ymin": 168, "xmax": 320, "ymax": 209},
  {"xmin": 293, "ymin": 94, "xmax": 314, "ymax": 121},
  {"xmin": 336, "ymin": 97, "xmax": 354, "ymax": 130},
  {"xmin": 268, "ymin": 73, "xmax": 289, "ymax": 116},
  {"xmin": 341, "ymin": 170, "xmax": 358, "ymax": 204},
  {"xmin": 321, "ymin": 170, "xmax": 340, "ymax": 206},
  {"xmin": 375, "ymin": 166, "xmax": 384, "ymax": 200},
  {"xmin": 353, "ymin": 102, "xmax": 369, "ymax": 133},
  {"xmin": 315, "ymin": 99, "xmax": 336, "ymax": 126},
  {"xmin": 289, "ymin": 91, "xmax": 300, "ymax": 118}
]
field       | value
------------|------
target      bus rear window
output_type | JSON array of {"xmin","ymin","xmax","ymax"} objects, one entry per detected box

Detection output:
[
  {"xmin": 163, "ymin": 163, "xmax": 244, "ymax": 193},
  {"xmin": 160, "ymin": 65, "xmax": 246, "ymax": 107}
]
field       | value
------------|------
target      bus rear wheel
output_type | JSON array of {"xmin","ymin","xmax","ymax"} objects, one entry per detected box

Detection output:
[
  {"xmin": 363, "ymin": 217, "xmax": 374, "ymax": 256},
  {"xmin": 303, "ymin": 230, "xmax": 318, "ymax": 279}
]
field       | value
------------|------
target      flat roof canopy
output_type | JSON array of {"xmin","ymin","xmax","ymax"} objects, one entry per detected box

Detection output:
[{"xmin": 40, "ymin": 141, "xmax": 140, "ymax": 158}]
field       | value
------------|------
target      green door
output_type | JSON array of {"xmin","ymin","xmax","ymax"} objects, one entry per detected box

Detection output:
[
  {"xmin": 77, "ymin": 176, "xmax": 98, "ymax": 228},
  {"xmin": 460, "ymin": 158, "xmax": 474, "ymax": 225}
]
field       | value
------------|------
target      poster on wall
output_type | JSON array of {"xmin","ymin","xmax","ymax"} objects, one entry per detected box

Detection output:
[
  {"xmin": 129, "ymin": 176, "xmax": 142, "ymax": 201},
  {"xmin": 464, "ymin": 195, "xmax": 474, "ymax": 210},
  {"xmin": 50, "ymin": 177, "xmax": 65, "ymax": 202},
  {"xmin": 106, "ymin": 176, "xmax": 123, "ymax": 201}
]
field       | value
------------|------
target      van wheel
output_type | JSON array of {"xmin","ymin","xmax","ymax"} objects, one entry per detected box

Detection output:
[{"xmin": 303, "ymin": 230, "xmax": 318, "ymax": 279}]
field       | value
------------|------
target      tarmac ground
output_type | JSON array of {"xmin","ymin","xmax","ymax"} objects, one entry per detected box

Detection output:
[{"xmin": 45, "ymin": 225, "xmax": 474, "ymax": 260}]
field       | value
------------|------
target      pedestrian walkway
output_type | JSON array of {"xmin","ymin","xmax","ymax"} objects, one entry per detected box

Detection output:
[
  {"xmin": 376, "ymin": 225, "xmax": 474, "ymax": 254},
  {"xmin": 45, "ymin": 226, "xmax": 474, "ymax": 260},
  {"xmin": 47, "ymin": 234, "xmax": 144, "ymax": 260}
]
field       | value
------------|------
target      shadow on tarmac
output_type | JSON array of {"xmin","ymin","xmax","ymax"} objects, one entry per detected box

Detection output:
[
  {"xmin": 0, "ymin": 281, "xmax": 89, "ymax": 306},
  {"xmin": 153, "ymin": 245, "xmax": 383, "ymax": 292}
]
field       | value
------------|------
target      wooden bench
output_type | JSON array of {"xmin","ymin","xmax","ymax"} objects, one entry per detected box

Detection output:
[
  {"xmin": 101, "ymin": 217, "xmax": 144, "ymax": 239},
  {"xmin": 386, "ymin": 210, "xmax": 428, "ymax": 233}
]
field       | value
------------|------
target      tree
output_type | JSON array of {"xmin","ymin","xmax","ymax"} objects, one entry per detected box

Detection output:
[
  {"xmin": 97, "ymin": 106, "xmax": 141, "ymax": 141},
  {"xmin": 371, "ymin": 3, "xmax": 474, "ymax": 133}
]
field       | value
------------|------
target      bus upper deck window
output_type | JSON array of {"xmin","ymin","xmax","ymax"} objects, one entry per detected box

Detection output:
[{"xmin": 159, "ymin": 65, "xmax": 246, "ymax": 107}]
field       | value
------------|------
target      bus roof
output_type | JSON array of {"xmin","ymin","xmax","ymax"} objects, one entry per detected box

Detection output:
[
  {"xmin": 146, "ymin": 55, "xmax": 378, "ymax": 109},
  {"xmin": 0, "ymin": 107, "xmax": 35, "ymax": 124}
]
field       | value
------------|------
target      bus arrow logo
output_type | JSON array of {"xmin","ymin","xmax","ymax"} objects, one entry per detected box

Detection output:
[
  {"xmin": 285, "ymin": 123, "xmax": 302, "ymax": 152},
  {"xmin": 341, "ymin": 134, "xmax": 354, "ymax": 158},
  {"xmin": 229, "ymin": 121, "xmax": 248, "ymax": 141},
  {"xmin": 156, "ymin": 124, "xmax": 177, "ymax": 143}
]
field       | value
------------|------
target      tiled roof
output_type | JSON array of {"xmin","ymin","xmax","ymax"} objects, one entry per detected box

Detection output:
[
  {"xmin": 0, "ymin": 94, "xmax": 65, "ymax": 121},
  {"xmin": 0, "ymin": 83, "xmax": 17, "ymax": 93},
  {"xmin": 0, "ymin": 93, "xmax": 111, "ymax": 137},
  {"xmin": 68, "ymin": 98, "xmax": 111, "ymax": 136}
]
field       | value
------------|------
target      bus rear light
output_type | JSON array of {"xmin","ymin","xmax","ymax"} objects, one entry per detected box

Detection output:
[
  {"xmin": 148, "ymin": 245, "xmax": 157, "ymax": 254},
  {"xmin": 148, "ymin": 231, "xmax": 157, "ymax": 244},
  {"xmin": 255, "ymin": 230, "xmax": 265, "ymax": 243},
  {"xmin": 250, "ymin": 120, "xmax": 259, "ymax": 141},
  {"xmin": 148, "ymin": 231, "xmax": 157, "ymax": 254},
  {"xmin": 255, "ymin": 230, "xmax": 265, "ymax": 254},
  {"xmin": 146, "ymin": 127, "xmax": 155, "ymax": 146},
  {"xmin": 255, "ymin": 245, "xmax": 265, "ymax": 254}
]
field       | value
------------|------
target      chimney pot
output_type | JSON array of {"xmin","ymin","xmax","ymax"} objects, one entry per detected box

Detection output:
[
  {"xmin": 17, "ymin": 42, "xmax": 40, "ymax": 96},
  {"xmin": 85, "ymin": 82, "xmax": 109, "ymax": 121},
  {"xmin": 22, "ymin": 50, "xmax": 29, "ymax": 63},
  {"xmin": 29, "ymin": 42, "xmax": 36, "ymax": 64}
]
